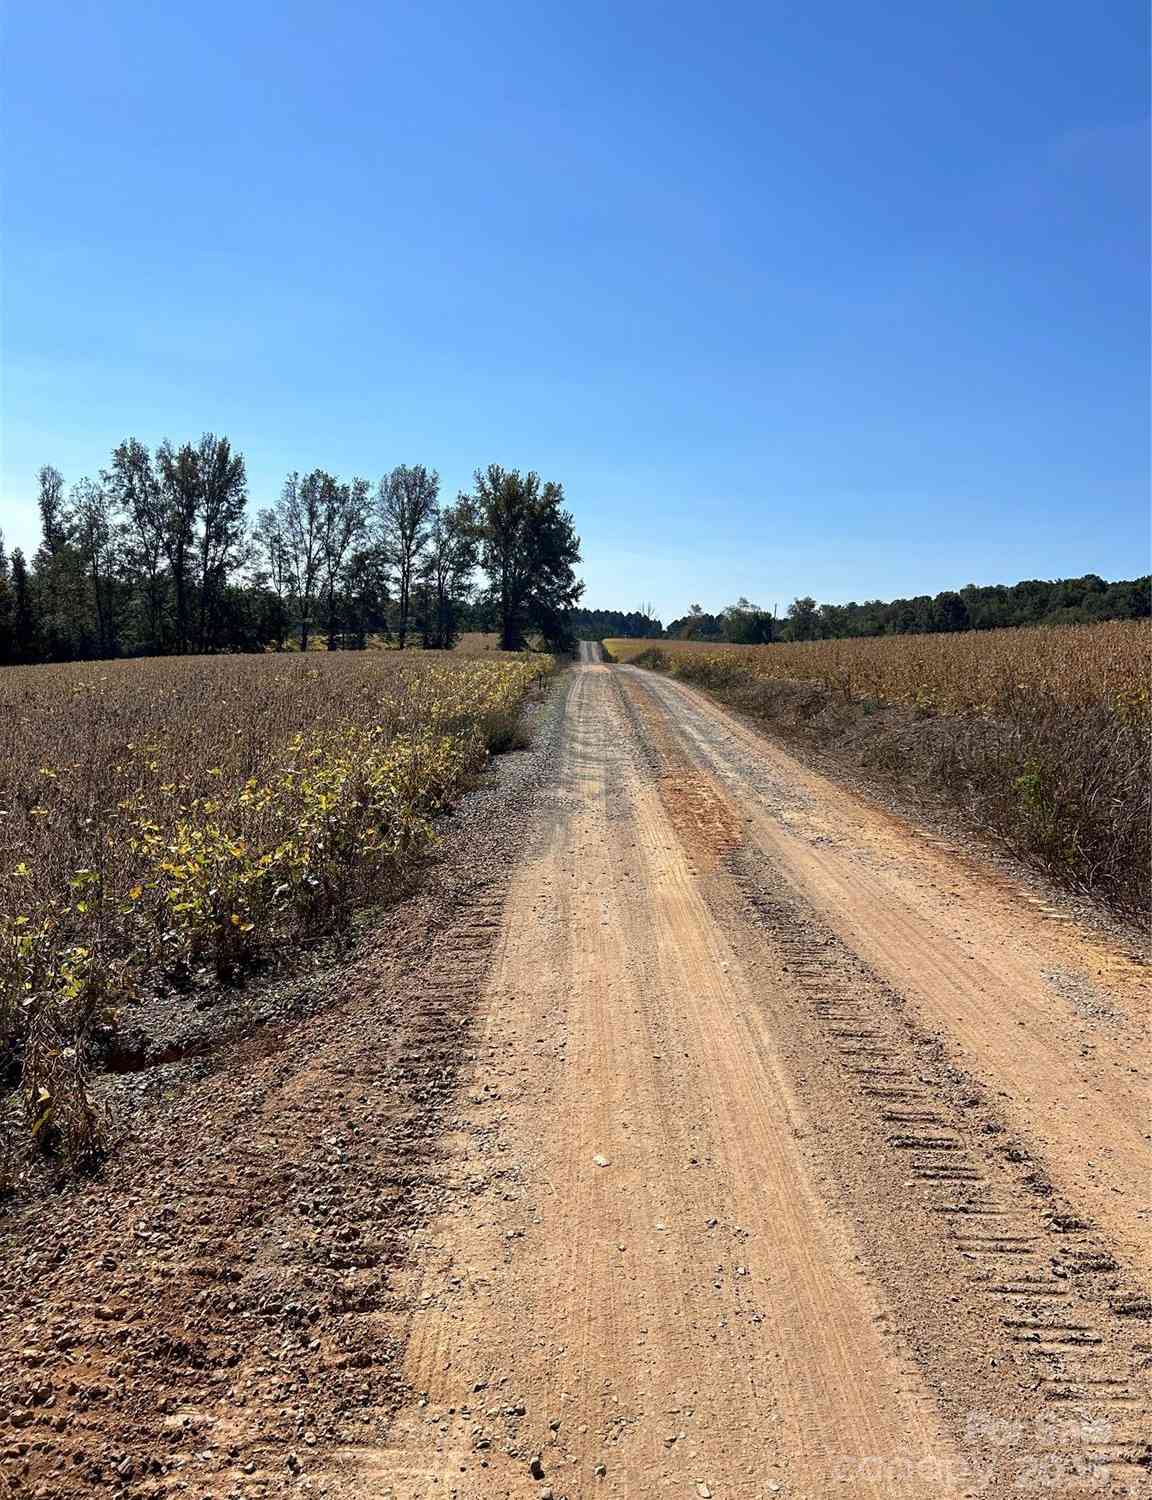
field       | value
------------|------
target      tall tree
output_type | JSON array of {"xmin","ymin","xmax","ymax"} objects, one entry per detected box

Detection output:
[
  {"xmin": 32, "ymin": 466, "xmax": 86, "ymax": 657},
  {"xmin": 470, "ymin": 465, "xmax": 582, "ymax": 650},
  {"xmin": 106, "ymin": 439, "xmax": 167, "ymax": 651},
  {"xmin": 377, "ymin": 465, "xmax": 438, "ymax": 649},
  {"xmin": 195, "ymin": 434, "xmax": 248, "ymax": 651},
  {"xmin": 10, "ymin": 549, "xmax": 37, "ymax": 660},
  {"xmin": 253, "ymin": 506, "xmax": 292, "ymax": 650},
  {"xmin": 343, "ymin": 542, "xmax": 391, "ymax": 650},
  {"xmin": 36, "ymin": 466, "xmax": 69, "ymax": 558},
  {"xmin": 319, "ymin": 476, "xmax": 371, "ymax": 650},
  {"xmin": 273, "ymin": 470, "xmax": 328, "ymax": 651},
  {"xmin": 70, "ymin": 478, "xmax": 121, "ymax": 657},
  {"xmin": 422, "ymin": 496, "xmax": 479, "ymax": 649},
  {"xmin": 787, "ymin": 596, "xmax": 819, "ymax": 642},
  {"xmin": 155, "ymin": 440, "xmax": 201, "ymax": 651}
]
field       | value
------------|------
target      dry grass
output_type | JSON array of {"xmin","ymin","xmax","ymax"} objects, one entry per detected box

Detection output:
[
  {"xmin": 0, "ymin": 650, "xmax": 550, "ymax": 1171},
  {"xmin": 452, "ymin": 632, "xmax": 502, "ymax": 653},
  {"xmin": 606, "ymin": 623, "xmax": 1150, "ymax": 913},
  {"xmin": 605, "ymin": 621, "xmax": 1150, "ymax": 721}
]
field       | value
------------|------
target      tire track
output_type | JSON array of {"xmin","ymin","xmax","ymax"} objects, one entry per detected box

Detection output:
[
  {"xmin": 619, "ymin": 665, "xmax": 1151, "ymax": 1494},
  {"xmin": 353, "ymin": 661, "xmax": 961, "ymax": 1498}
]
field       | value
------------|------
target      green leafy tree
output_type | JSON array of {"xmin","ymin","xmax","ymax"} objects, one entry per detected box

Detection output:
[
  {"xmin": 71, "ymin": 477, "xmax": 122, "ymax": 657},
  {"xmin": 471, "ymin": 465, "xmax": 582, "ymax": 650},
  {"xmin": 377, "ymin": 465, "xmax": 438, "ymax": 649},
  {"xmin": 723, "ymin": 597, "xmax": 774, "ymax": 644},
  {"xmin": 787, "ymin": 596, "xmax": 819, "ymax": 641},
  {"xmin": 106, "ymin": 438, "xmax": 168, "ymax": 651},
  {"xmin": 195, "ymin": 434, "xmax": 249, "ymax": 651},
  {"xmin": 319, "ymin": 476, "xmax": 370, "ymax": 650},
  {"xmin": 933, "ymin": 590, "xmax": 970, "ymax": 633},
  {"xmin": 421, "ymin": 496, "xmax": 479, "ymax": 649},
  {"xmin": 10, "ymin": 549, "xmax": 37, "ymax": 660},
  {"xmin": 274, "ymin": 470, "xmax": 330, "ymax": 651},
  {"xmin": 154, "ymin": 439, "xmax": 202, "ymax": 651}
]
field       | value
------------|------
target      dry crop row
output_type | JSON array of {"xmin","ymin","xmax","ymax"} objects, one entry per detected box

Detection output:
[
  {"xmin": 0, "ymin": 651, "xmax": 550, "ymax": 1172},
  {"xmin": 605, "ymin": 620, "xmax": 1150, "ymax": 721}
]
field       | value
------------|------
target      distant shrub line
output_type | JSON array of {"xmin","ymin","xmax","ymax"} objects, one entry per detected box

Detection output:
[{"xmin": 658, "ymin": 574, "xmax": 1149, "ymax": 646}]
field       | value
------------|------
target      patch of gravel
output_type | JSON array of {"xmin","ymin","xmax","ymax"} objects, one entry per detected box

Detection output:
[{"xmin": 1041, "ymin": 968, "xmax": 1126, "ymax": 1027}]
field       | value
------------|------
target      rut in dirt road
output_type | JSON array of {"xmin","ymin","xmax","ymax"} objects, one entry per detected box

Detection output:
[{"xmin": 333, "ymin": 656, "xmax": 1150, "ymax": 1499}]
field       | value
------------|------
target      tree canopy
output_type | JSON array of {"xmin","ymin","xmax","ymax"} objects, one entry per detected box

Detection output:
[
  {"xmin": 1, "ymin": 441, "xmax": 586, "ymax": 665},
  {"xmin": 469, "ymin": 465, "xmax": 583, "ymax": 651}
]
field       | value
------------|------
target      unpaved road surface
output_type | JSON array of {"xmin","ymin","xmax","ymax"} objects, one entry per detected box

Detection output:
[{"xmin": 2, "ymin": 649, "xmax": 1148, "ymax": 1498}]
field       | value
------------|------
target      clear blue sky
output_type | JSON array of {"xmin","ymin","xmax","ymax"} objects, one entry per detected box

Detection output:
[{"xmin": 2, "ymin": 0, "xmax": 1148, "ymax": 624}]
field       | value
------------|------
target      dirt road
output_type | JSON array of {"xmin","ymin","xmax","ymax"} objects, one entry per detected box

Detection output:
[
  {"xmin": 1, "ymin": 650, "xmax": 1147, "ymax": 1499},
  {"xmin": 338, "ymin": 648, "xmax": 1150, "ymax": 1497}
]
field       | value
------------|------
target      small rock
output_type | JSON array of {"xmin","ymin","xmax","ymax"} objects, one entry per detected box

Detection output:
[
  {"xmin": 595, "ymin": 1463, "xmax": 607, "ymax": 1477},
  {"xmin": 697, "ymin": 1486, "xmax": 712, "ymax": 1499},
  {"xmin": 529, "ymin": 1456, "xmax": 545, "ymax": 1480},
  {"xmin": 593, "ymin": 1155, "xmax": 610, "ymax": 1168}
]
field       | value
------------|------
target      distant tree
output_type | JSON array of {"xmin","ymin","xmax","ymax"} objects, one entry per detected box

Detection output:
[
  {"xmin": 723, "ymin": 597, "xmax": 774, "ymax": 644},
  {"xmin": 10, "ymin": 549, "xmax": 37, "ymax": 660},
  {"xmin": 194, "ymin": 434, "xmax": 249, "ymax": 651},
  {"xmin": 272, "ymin": 471, "xmax": 330, "ymax": 651},
  {"xmin": 253, "ymin": 506, "xmax": 293, "ymax": 650},
  {"xmin": 155, "ymin": 439, "xmax": 202, "ymax": 652},
  {"xmin": 818, "ymin": 603, "xmax": 848, "ymax": 638},
  {"xmin": 471, "ymin": 465, "xmax": 583, "ymax": 650},
  {"xmin": 377, "ymin": 465, "xmax": 438, "ymax": 649},
  {"xmin": 32, "ymin": 465, "xmax": 86, "ymax": 657},
  {"xmin": 344, "ymin": 542, "xmax": 391, "ymax": 649},
  {"xmin": 106, "ymin": 438, "xmax": 168, "ymax": 651},
  {"xmin": 569, "ymin": 607, "xmax": 663, "ymax": 640},
  {"xmin": 36, "ymin": 466, "xmax": 69, "ymax": 558},
  {"xmin": 933, "ymin": 590, "xmax": 969, "ymax": 633},
  {"xmin": 70, "ymin": 477, "xmax": 121, "ymax": 657},
  {"xmin": 786, "ymin": 596, "xmax": 819, "ymax": 642},
  {"xmin": 319, "ymin": 476, "xmax": 371, "ymax": 650},
  {"xmin": 668, "ymin": 603, "xmax": 724, "ymax": 640},
  {"xmin": 422, "ymin": 496, "xmax": 479, "ymax": 648}
]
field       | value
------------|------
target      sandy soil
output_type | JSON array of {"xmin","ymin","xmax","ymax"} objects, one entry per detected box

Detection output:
[{"xmin": 2, "ymin": 647, "xmax": 1148, "ymax": 1498}]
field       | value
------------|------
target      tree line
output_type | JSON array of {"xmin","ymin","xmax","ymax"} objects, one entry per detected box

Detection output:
[
  {"xmin": 0, "ymin": 440, "xmax": 582, "ymax": 664},
  {"xmin": 665, "ymin": 574, "xmax": 1150, "ymax": 645},
  {"xmin": 570, "ymin": 607, "xmax": 664, "ymax": 640}
]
